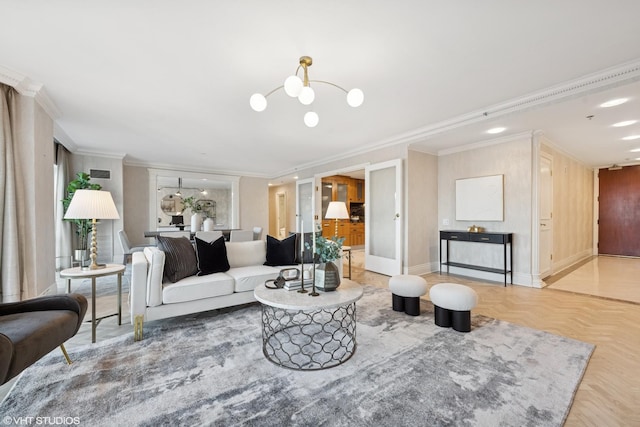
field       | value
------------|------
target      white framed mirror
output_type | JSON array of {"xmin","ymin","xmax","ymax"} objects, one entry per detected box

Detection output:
[{"xmin": 149, "ymin": 169, "xmax": 240, "ymax": 231}]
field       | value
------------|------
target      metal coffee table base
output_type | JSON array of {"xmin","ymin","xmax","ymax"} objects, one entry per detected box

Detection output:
[{"xmin": 260, "ymin": 302, "xmax": 357, "ymax": 370}]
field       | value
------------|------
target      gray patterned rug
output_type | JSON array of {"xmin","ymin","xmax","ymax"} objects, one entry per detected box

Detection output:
[{"xmin": 1, "ymin": 286, "xmax": 593, "ymax": 426}]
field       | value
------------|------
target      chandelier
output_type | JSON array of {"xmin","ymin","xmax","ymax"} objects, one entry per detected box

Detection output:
[{"xmin": 249, "ymin": 56, "xmax": 364, "ymax": 127}]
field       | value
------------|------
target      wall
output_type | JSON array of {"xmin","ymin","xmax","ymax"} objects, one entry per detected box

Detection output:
[
  {"xmin": 438, "ymin": 135, "xmax": 533, "ymax": 286},
  {"xmin": 239, "ymin": 176, "xmax": 269, "ymax": 236},
  {"xmin": 123, "ymin": 165, "xmax": 151, "ymax": 245},
  {"xmin": 13, "ymin": 94, "xmax": 55, "ymax": 298},
  {"xmin": 406, "ymin": 150, "xmax": 438, "ymax": 274},
  {"xmin": 540, "ymin": 136, "xmax": 594, "ymax": 274}
]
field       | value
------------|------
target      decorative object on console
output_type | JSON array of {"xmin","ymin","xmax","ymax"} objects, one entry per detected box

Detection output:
[
  {"xmin": 63, "ymin": 189, "xmax": 119, "ymax": 270},
  {"xmin": 249, "ymin": 56, "xmax": 364, "ymax": 128},
  {"xmin": 156, "ymin": 235, "xmax": 198, "ymax": 282}
]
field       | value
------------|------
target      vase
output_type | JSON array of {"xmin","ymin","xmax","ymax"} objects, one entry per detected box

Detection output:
[
  {"xmin": 315, "ymin": 261, "xmax": 340, "ymax": 291},
  {"xmin": 74, "ymin": 249, "xmax": 88, "ymax": 268},
  {"xmin": 191, "ymin": 213, "xmax": 202, "ymax": 232},
  {"xmin": 203, "ymin": 217, "xmax": 214, "ymax": 231}
]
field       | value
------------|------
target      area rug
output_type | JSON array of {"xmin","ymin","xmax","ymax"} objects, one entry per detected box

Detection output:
[{"xmin": 0, "ymin": 285, "xmax": 594, "ymax": 426}]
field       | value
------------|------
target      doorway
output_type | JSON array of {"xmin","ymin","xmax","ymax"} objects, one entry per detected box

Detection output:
[{"xmin": 598, "ymin": 165, "xmax": 640, "ymax": 256}]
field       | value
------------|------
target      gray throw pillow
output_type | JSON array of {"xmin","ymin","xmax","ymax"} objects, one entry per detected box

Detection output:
[{"xmin": 157, "ymin": 236, "xmax": 198, "ymax": 283}]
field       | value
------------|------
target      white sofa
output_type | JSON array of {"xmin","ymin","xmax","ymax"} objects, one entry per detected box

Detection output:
[{"xmin": 129, "ymin": 239, "xmax": 331, "ymax": 340}]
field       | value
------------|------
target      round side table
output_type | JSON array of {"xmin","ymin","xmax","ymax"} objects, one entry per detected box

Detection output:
[{"xmin": 60, "ymin": 264, "xmax": 126, "ymax": 343}]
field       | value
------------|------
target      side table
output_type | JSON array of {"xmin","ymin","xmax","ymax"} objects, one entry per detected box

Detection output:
[{"xmin": 60, "ymin": 264, "xmax": 126, "ymax": 343}]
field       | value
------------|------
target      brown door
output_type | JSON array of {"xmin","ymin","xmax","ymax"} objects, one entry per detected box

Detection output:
[{"xmin": 598, "ymin": 165, "xmax": 640, "ymax": 256}]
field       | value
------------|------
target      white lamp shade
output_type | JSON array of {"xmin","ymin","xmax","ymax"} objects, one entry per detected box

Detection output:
[
  {"xmin": 325, "ymin": 201, "xmax": 349, "ymax": 219},
  {"xmin": 284, "ymin": 75, "xmax": 303, "ymax": 97},
  {"xmin": 249, "ymin": 93, "xmax": 267, "ymax": 112},
  {"xmin": 304, "ymin": 111, "xmax": 319, "ymax": 127},
  {"xmin": 64, "ymin": 189, "xmax": 120, "ymax": 220},
  {"xmin": 298, "ymin": 86, "xmax": 315, "ymax": 105},
  {"xmin": 347, "ymin": 88, "xmax": 364, "ymax": 107}
]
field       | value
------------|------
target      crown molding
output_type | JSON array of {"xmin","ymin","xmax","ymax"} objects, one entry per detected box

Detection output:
[
  {"xmin": 124, "ymin": 158, "xmax": 270, "ymax": 179},
  {"xmin": 74, "ymin": 149, "xmax": 126, "ymax": 161},
  {"xmin": 438, "ymin": 130, "xmax": 535, "ymax": 157},
  {"xmin": 0, "ymin": 64, "xmax": 61, "ymax": 119},
  {"xmin": 371, "ymin": 59, "xmax": 640, "ymax": 152}
]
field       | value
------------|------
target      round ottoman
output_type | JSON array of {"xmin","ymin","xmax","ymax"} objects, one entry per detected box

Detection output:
[
  {"xmin": 388, "ymin": 275, "xmax": 428, "ymax": 316},
  {"xmin": 429, "ymin": 283, "xmax": 478, "ymax": 332}
]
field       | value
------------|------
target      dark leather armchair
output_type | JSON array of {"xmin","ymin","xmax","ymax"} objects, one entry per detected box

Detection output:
[{"xmin": 0, "ymin": 293, "xmax": 88, "ymax": 385}]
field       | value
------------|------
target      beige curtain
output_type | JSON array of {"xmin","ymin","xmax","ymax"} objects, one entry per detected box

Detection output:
[
  {"xmin": 0, "ymin": 84, "xmax": 23, "ymax": 302},
  {"xmin": 55, "ymin": 142, "xmax": 72, "ymax": 271}
]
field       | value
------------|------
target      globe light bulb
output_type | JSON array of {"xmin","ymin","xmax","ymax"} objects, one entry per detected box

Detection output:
[
  {"xmin": 249, "ymin": 93, "xmax": 267, "ymax": 112},
  {"xmin": 304, "ymin": 111, "xmax": 319, "ymax": 127},
  {"xmin": 347, "ymin": 88, "xmax": 364, "ymax": 107},
  {"xmin": 298, "ymin": 86, "xmax": 315, "ymax": 105},
  {"xmin": 284, "ymin": 75, "xmax": 303, "ymax": 97}
]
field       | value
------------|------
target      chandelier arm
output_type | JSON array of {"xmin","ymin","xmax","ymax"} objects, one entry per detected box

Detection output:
[
  {"xmin": 308, "ymin": 80, "xmax": 349, "ymax": 94},
  {"xmin": 264, "ymin": 85, "xmax": 285, "ymax": 98}
]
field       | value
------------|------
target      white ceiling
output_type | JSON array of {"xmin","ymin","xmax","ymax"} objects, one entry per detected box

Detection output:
[{"xmin": 1, "ymin": 1, "xmax": 640, "ymax": 178}]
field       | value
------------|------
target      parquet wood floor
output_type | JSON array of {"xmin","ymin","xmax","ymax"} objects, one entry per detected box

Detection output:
[{"xmin": 351, "ymin": 251, "xmax": 640, "ymax": 426}]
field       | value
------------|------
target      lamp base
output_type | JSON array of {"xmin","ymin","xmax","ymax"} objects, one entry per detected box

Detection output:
[{"xmin": 83, "ymin": 263, "xmax": 106, "ymax": 271}]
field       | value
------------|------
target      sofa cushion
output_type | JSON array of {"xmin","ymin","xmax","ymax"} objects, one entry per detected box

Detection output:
[
  {"xmin": 195, "ymin": 236, "xmax": 230, "ymax": 275},
  {"xmin": 157, "ymin": 236, "xmax": 198, "ymax": 283},
  {"xmin": 144, "ymin": 247, "xmax": 165, "ymax": 307},
  {"xmin": 264, "ymin": 234, "xmax": 297, "ymax": 266},
  {"xmin": 226, "ymin": 265, "xmax": 281, "ymax": 293},
  {"xmin": 162, "ymin": 273, "xmax": 235, "ymax": 304},
  {"xmin": 226, "ymin": 240, "xmax": 266, "ymax": 268}
]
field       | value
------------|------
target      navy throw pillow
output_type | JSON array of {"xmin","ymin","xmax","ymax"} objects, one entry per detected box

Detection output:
[
  {"xmin": 195, "ymin": 236, "xmax": 230, "ymax": 275},
  {"xmin": 264, "ymin": 234, "xmax": 297, "ymax": 266}
]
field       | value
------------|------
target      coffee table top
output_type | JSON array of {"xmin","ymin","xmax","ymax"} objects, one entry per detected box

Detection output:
[
  {"xmin": 60, "ymin": 264, "xmax": 125, "ymax": 279},
  {"xmin": 254, "ymin": 279, "xmax": 363, "ymax": 311}
]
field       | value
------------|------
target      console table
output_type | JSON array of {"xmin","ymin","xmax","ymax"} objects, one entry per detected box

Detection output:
[{"xmin": 439, "ymin": 230, "xmax": 513, "ymax": 286}]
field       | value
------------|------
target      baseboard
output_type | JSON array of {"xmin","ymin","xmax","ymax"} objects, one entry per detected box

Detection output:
[
  {"xmin": 406, "ymin": 262, "xmax": 437, "ymax": 276},
  {"xmin": 551, "ymin": 249, "xmax": 593, "ymax": 276}
]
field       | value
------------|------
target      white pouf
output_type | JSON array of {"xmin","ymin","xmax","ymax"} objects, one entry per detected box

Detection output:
[
  {"xmin": 429, "ymin": 283, "xmax": 478, "ymax": 332},
  {"xmin": 389, "ymin": 275, "xmax": 428, "ymax": 316}
]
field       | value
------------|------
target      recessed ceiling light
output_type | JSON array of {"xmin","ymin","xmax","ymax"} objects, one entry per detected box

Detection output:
[
  {"xmin": 622, "ymin": 135, "xmax": 640, "ymax": 141},
  {"xmin": 600, "ymin": 98, "xmax": 628, "ymax": 108},
  {"xmin": 630, "ymin": 148, "xmax": 640, "ymax": 153},
  {"xmin": 487, "ymin": 127, "xmax": 506, "ymax": 134},
  {"xmin": 613, "ymin": 120, "xmax": 638, "ymax": 127}
]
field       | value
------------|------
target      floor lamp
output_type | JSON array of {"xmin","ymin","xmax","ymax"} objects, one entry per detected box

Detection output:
[
  {"xmin": 325, "ymin": 201, "xmax": 350, "ymax": 238},
  {"xmin": 64, "ymin": 189, "xmax": 120, "ymax": 270}
]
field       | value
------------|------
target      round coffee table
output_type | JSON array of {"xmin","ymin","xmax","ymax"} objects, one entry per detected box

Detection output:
[{"xmin": 254, "ymin": 279, "xmax": 363, "ymax": 370}]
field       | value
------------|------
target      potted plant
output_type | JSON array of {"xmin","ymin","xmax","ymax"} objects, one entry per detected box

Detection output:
[
  {"xmin": 62, "ymin": 172, "xmax": 101, "ymax": 265},
  {"xmin": 308, "ymin": 229, "xmax": 345, "ymax": 291},
  {"xmin": 182, "ymin": 196, "xmax": 204, "ymax": 231}
]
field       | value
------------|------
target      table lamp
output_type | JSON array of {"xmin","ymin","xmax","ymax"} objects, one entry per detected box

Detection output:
[
  {"xmin": 64, "ymin": 189, "xmax": 120, "ymax": 270},
  {"xmin": 325, "ymin": 201, "xmax": 349, "ymax": 238}
]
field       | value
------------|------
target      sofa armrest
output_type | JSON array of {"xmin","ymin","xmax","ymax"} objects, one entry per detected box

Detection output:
[{"xmin": 130, "ymin": 251, "xmax": 149, "ymax": 323}]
